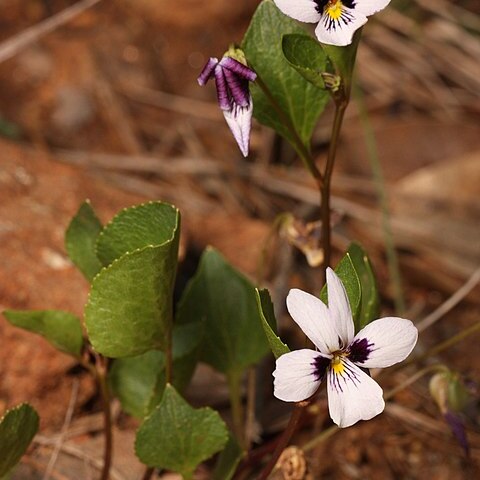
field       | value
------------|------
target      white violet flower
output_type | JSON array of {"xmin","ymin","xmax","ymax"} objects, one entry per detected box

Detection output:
[
  {"xmin": 273, "ymin": 267, "xmax": 418, "ymax": 428},
  {"xmin": 198, "ymin": 55, "xmax": 256, "ymax": 157},
  {"xmin": 273, "ymin": 0, "xmax": 391, "ymax": 46}
]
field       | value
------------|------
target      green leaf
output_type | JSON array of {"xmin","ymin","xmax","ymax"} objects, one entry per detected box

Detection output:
[
  {"xmin": 321, "ymin": 29, "xmax": 362, "ymax": 94},
  {"xmin": 85, "ymin": 202, "xmax": 180, "ymax": 358},
  {"xmin": 109, "ymin": 321, "xmax": 203, "ymax": 419},
  {"xmin": 176, "ymin": 248, "xmax": 269, "ymax": 376},
  {"xmin": 242, "ymin": 0, "xmax": 329, "ymax": 153},
  {"xmin": 0, "ymin": 404, "xmax": 39, "ymax": 477},
  {"xmin": 65, "ymin": 201, "xmax": 103, "ymax": 282},
  {"xmin": 96, "ymin": 201, "xmax": 179, "ymax": 267},
  {"xmin": 320, "ymin": 252, "xmax": 361, "ymax": 324},
  {"xmin": 212, "ymin": 434, "xmax": 244, "ymax": 480},
  {"xmin": 135, "ymin": 385, "xmax": 228, "ymax": 479},
  {"xmin": 3, "ymin": 310, "xmax": 83, "ymax": 357},
  {"xmin": 282, "ymin": 34, "xmax": 327, "ymax": 90},
  {"xmin": 347, "ymin": 243, "xmax": 380, "ymax": 331},
  {"xmin": 255, "ymin": 289, "xmax": 290, "ymax": 359}
]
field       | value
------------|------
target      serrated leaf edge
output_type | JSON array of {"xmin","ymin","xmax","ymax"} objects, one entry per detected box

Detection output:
[{"xmin": 94, "ymin": 200, "xmax": 180, "ymax": 268}]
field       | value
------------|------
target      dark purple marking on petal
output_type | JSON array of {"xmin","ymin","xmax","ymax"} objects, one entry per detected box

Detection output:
[
  {"xmin": 312, "ymin": 354, "xmax": 330, "ymax": 382},
  {"xmin": 220, "ymin": 56, "xmax": 257, "ymax": 82},
  {"xmin": 328, "ymin": 360, "xmax": 362, "ymax": 394},
  {"xmin": 223, "ymin": 68, "xmax": 250, "ymax": 108},
  {"xmin": 348, "ymin": 338, "xmax": 374, "ymax": 365},
  {"xmin": 214, "ymin": 66, "xmax": 231, "ymax": 111},
  {"xmin": 314, "ymin": 1, "xmax": 356, "ymax": 16},
  {"xmin": 197, "ymin": 57, "xmax": 219, "ymax": 86}
]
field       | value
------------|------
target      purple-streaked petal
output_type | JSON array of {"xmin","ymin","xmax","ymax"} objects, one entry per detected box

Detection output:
[
  {"xmin": 223, "ymin": 68, "xmax": 250, "ymax": 108},
  {"xmin": 352, "ymin": 0, "xmax": 391, "ymax": 17},
  {"xmin": 274, "ymin": 0, "xmax": 321, "ymax": 23},
  {"xmin": 326, "ymin": 267, "xmax": 354, "ymax": 347},
  {"xmin": 219, "ymin": 57, "xmax": 257, "ymax": 82},
  {"xmin": 315, "ymin": 8, "xmax": 367, "ymax": 47},
  {"xmin": 273, "ymin": 349, "xmax": 328, "ymax": 402},
  {"xmin": 327, "ymin": 358, "xmax": 384, "ymax": 427},
  {"xmin": 351, "ymin": 317, "xmax": 418, "ymax": 369},
  {"xmin": 214, "ymin": 66, "xmax": 231, "ymax": 111},
  {"xmin": 223, "ymin": 100, "xmax": 252, "ymax": 157},
  {"xmin": 286, "ymin": 288, "xmax": 341, "ymax": 354},
  {"xmin": 197, "ymin": 57, "xmax": 219, "ymax": 86}
]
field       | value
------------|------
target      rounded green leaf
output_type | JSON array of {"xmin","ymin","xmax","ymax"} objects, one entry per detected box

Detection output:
[
  {"xmin": 85, "ymin": 202, "xmax": 180, "ymax": 358},
  {"xmin": 65, "ymin": 200, "xmax": 103, "ymax": 282},
  {"xmin": 96, "ymin": 201, "xmax": 179, "ymax": 267},
  {"xmin": 85, "ymin": 245, "xmax": 177, "ymax": 357},
  {"xmin": 3, "ymin": 310, "xmax": 83, "ymax": 357},
  {"xmin": 0, "ymin": 404, "xmax": 39, "ymax": 477},
  {"xmin": 109, "ymin": 321, "xmax": 203, "ymax": 418},
  {"xmin": 135, "ymin": 385, "xmax": 228, "ymax": 478},
  {"xmin": 176, "ymin": 248, "xmax": 269, "ymax": 375},
  {"xmin": 282, "ymin": 34, "xmax": 327, "ymax": 90}
]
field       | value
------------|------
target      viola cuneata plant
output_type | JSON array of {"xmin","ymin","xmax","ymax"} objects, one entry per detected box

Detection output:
[
  {"xmin": 273, "ymin": 0, "xmax": 391, "ymax": 46},
  {"xmin": 198, "ymin": 50, "xmax": 257, "ymax": 157},
  {"xmin": 273, "ymin": 268, "xmax": 418, "ymax": 427}
]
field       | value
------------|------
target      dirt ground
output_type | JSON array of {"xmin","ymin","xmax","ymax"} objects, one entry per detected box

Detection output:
[{"xmin": 0, "ymin": 1, "xmax": 479, "ymax": 479}]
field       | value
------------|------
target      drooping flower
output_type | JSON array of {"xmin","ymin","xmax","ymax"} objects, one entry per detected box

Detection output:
[
  {"xmin": 198, "ymin": 54, "xmax": 257, "ymax": 157},
  {"xmin": 273, "ymin": 0, "xmax": 391, "ymax": 46},
  {"xmin": 273, "ymin": 267, "xmax": 418, "ymax": 428}
]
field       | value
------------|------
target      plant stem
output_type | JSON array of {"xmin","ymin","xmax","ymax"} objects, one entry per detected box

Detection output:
[
  {"xmin": 228, "ymin": 371, "xmax": 245, "ymax": 448},
  {"xmin": 141, "ymin": 467, "xmax": 155, "ymax": 480},
  {"xmin": 354, "ymin": 84, "xmax": 406, "ymax": 315},
  {"xmin": 96, "ymin": 360, "xmax": 113, "ymax": 480},
  {"xmin": 254, "ymin": 75, "xmax": 323, "ymax": 188},
  {"xmin": 257, "ymin": 402, "xmax": 307, "ymax": 480},
  {"xmin": 320, "ymin": 100, "xmax": 348, "ymax": 283},
  {"xmin": 81, "ymin": 353, "xmax": 113, "ymax": 480}
]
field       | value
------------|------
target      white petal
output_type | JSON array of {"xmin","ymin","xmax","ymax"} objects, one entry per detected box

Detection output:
[
  {"xmin": 223, "ymin": 99, "xmax": 252, "ymax": 157},
  {"xmin": 350, "ymin": 317, "xmax": 418, "ymax": 369},
  {"xmin": 326, "ymin": 267, "xmax": 354, "ymax": 346},
  {"xmin": 353, "ymin": 0, "xmax": 391, "ymax": 17},
  {"xmin": 287, "ymin": 289, "xmax": 341, "ymax": 353},
  {"xmin": 315, "ymin": 8, "xmax": 367, "ymax": 47},
  {"xmin": 327, "ymin": 358, "xmax": 384, "ymax": 427},
  {"xmin": 273, "ymin": 0, "xmax": 321, "ymax": 23},
  {"xmin": 273, "ymin": 349, "xmax": 326, "ymax": 402}
]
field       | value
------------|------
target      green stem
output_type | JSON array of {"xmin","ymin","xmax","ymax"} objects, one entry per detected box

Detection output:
[
  {"xmin": 228, "ymin": 371, "xmax": 245, "ymax": 448},
  {"xmin": 302, "ymin": 424, "xmax": 338, "ymax": 453},
  {"xmin": 254, "ymin": 75, "xmax": 323, "ymax": 188},
  {"xmin": 320, "ymin": 100, "xmax": 348, "ymax": 283},
  {"xmin": 354, "ymin": 84, "xmax": 406, "ymax": 315}
]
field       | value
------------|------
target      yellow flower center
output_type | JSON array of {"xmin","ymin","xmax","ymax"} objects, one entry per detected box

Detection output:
[
  {"xmin": 326, "ymin": 1, "xmax": 344, "ymax": 21},
  {"xmin": 331, "ymin": 353, "xmax": 345, "ymax": 375}
]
